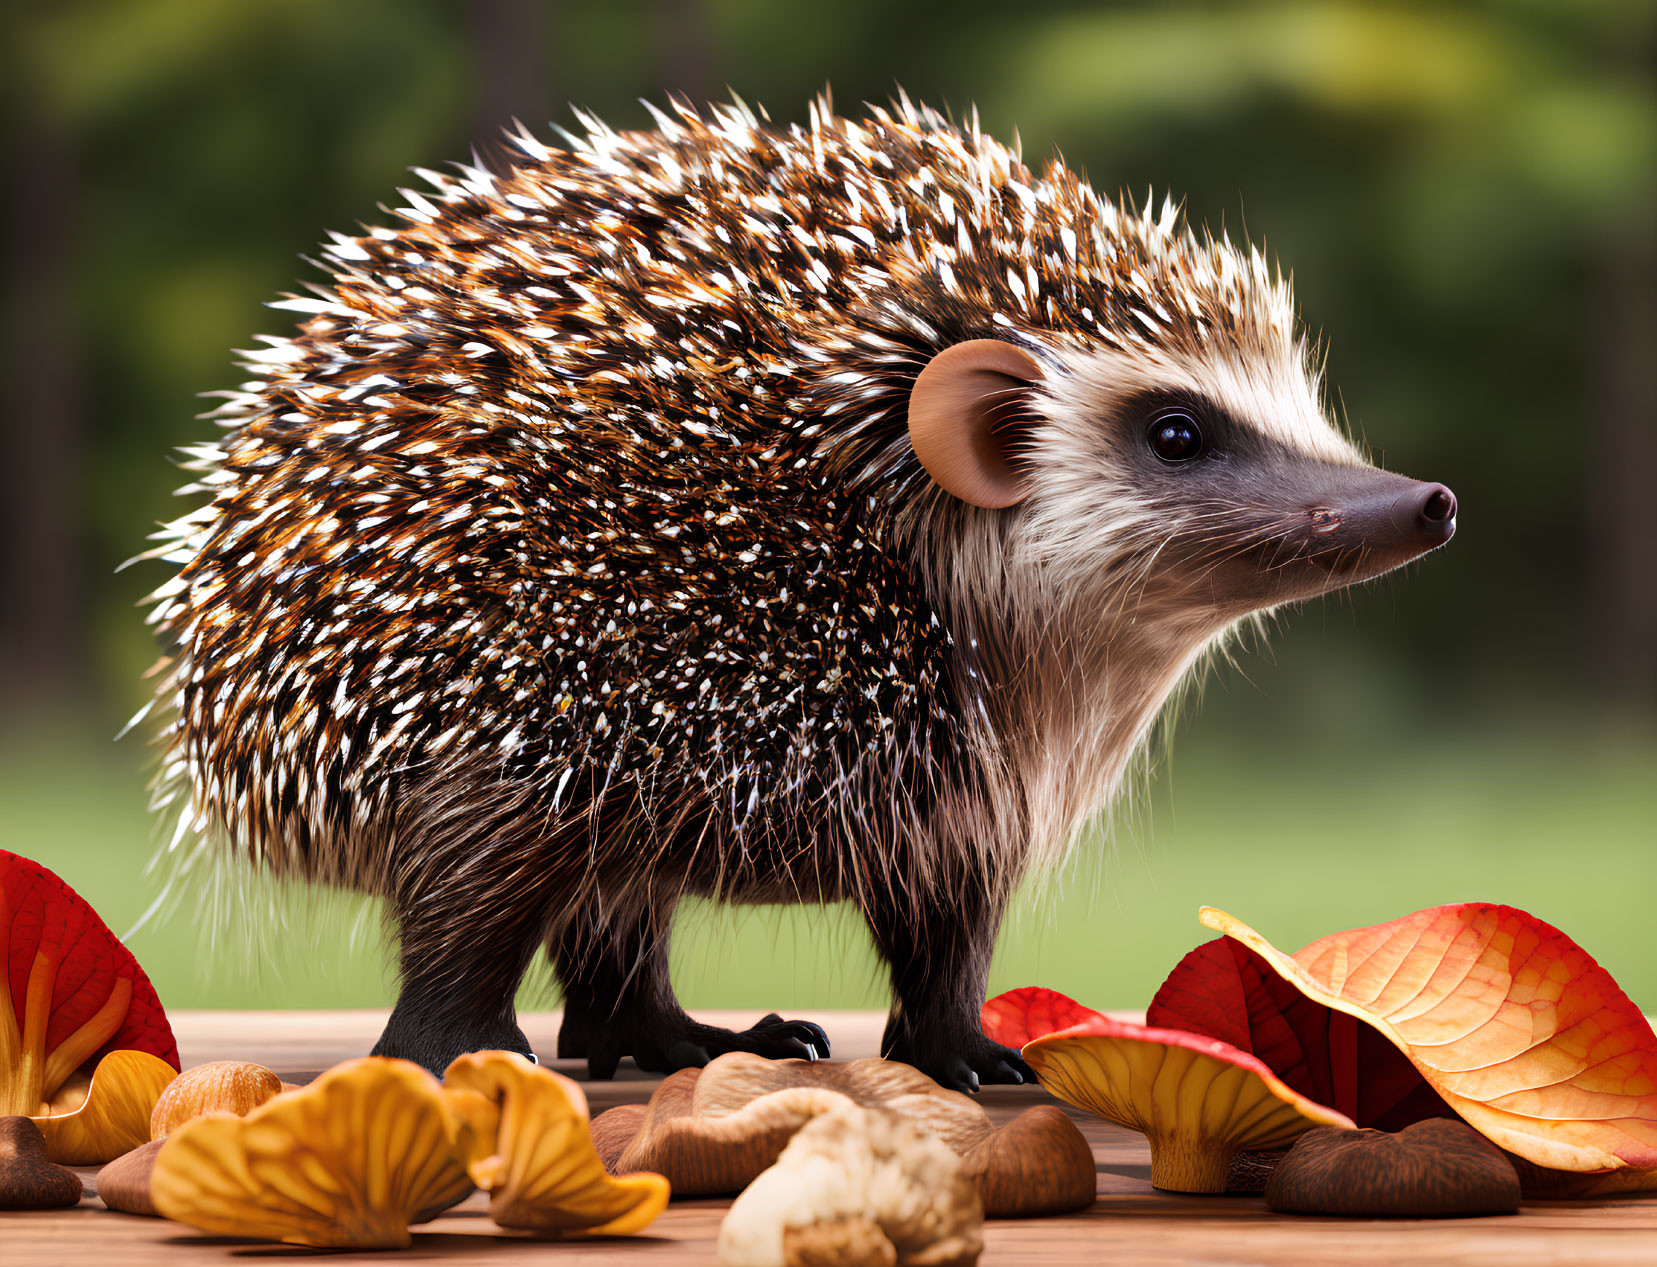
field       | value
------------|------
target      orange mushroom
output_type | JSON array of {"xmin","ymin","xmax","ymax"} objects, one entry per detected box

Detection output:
[
  {"xmin": 442, "ymin": 1050, "xmax": 669, "ymax": 1235},
  {"xmin": 984, "ymin": 987, "xmax": 1352, "ymax": 1192}
]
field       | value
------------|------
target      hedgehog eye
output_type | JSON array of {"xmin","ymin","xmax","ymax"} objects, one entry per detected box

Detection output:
[{"xmin": 1148, "ymin": 411, "xmax": 1204, "ymax": 463}]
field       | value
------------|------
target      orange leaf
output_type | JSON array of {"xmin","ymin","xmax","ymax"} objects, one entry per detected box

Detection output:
[
  {"xmin": 1147, "ymin": 936, "xmax": 1452, "ymax": 1130},
  {"xmin": 1203, "ymin": 904, "xmax": 1657, "ymax": 1176}
]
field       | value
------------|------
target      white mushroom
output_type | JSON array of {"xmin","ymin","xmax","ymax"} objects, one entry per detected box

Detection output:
[{"xmin": 716, "ymin": 1102, "xmax": 982, "ymax": 1267}]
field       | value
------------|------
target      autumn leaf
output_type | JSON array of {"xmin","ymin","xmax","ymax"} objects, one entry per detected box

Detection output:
[{"xmin": 1204, "ymin": 904, "xmax": 1657, "ymax": 1177}]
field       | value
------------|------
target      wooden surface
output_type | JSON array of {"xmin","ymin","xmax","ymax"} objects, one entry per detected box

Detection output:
[{"xmin": 7, "ymin": 1010, "xmax": 1657, "ymax": 1265}]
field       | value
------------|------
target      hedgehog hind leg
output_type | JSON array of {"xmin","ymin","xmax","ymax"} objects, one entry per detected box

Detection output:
[
  {"xmin": 863, "ymin": 869, "xmax": 1034, "ymax": 1094},
  {"xmin": 549, "ymin": 900, "xmax": 830, "ymax": 1079}
]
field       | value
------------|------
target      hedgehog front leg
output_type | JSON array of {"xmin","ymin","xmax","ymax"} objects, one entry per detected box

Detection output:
[
  {"xmin": 370, "ymin": 902, "xmax": 545, "ymax": 1073},
  {"xmin": 864, "ymin": 870, "xmax": 1033, "ymax": 1094},
  {"xmin": 549, "ymin": 901, "xmax": 830, "ymax": 1078},
  {"xmin": 366, "ymin": 765, "xmax": 586, "ymax": 1072}
]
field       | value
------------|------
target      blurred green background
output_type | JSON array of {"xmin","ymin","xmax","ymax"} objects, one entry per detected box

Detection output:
[{"xmin": 3, "ymin": 0, "xmax": 1653, "ymax": 1018}]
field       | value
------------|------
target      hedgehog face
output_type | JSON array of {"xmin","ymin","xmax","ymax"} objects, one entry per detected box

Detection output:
[
  {"xmin": 1034, "ymin": 342, "xmax": 1458, "ymax": 622},
  {"xmin": 909, "ymin": 336, "xmax": 1456, "ymax": 634}
]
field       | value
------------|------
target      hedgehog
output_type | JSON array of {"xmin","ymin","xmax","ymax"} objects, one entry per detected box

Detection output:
[{"xmin": 136, "ymin": 93, "xmax": 1457, "ymax": 1092}]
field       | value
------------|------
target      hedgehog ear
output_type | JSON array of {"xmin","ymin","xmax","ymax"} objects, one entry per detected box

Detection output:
[{"xmin": 908, "ymin": 339, "xmax": 1045, "ymax": 509}]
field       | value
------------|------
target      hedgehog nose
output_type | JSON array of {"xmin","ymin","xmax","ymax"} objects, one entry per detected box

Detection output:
[{"xmin": 1390, "ymin": 481, "xmax": 1457, "ymax": 541}]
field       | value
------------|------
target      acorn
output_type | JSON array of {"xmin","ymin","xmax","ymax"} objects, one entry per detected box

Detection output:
[{"xmin": 149, "ymin": 1061, "xmax": 284, "ymax": 1139}]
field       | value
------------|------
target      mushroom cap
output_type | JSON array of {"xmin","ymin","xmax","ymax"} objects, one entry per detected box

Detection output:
[
  {"xmin": 32, "ymin": 1048, "xmax": 178, "ymax": 1164},
  {"xmin": 0, "ymin": 1114, "xmax": 82, "ymax": 1210},
  {"xmin": 1266, "ymin": 1119, "xmax": 1521, "ymax": 1217},
  {"xmin": 984, "ymin": 988, "xmax": 1353, "ymax": 1194},
  {"xmin": 151, "ymin": 1056, "xmax": 474, "ymax": 1249},
  {"xmin": 716, "ymin": 1102, "xmax": 983, "ymax": 1267},
  {"xmin": 441, "ymin": 1049, "xmax": 669, "ymax": 1236},
  {"xmin": 150, "ymin": 1061, "xmax": 284, "ymax": 1139},
  {"xmin": 1, "ymin": 851, "xmax": 177, "ymax": 1122},
  {"xmin": 1202, "ymin": 904, "xmax": 1657, "ymax": 1178}
]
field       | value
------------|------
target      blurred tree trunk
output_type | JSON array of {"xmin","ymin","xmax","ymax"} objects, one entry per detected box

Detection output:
[
  {"xmin": 658, "ymin": 0, "xmax": 712, "ymax": 106},
  {"xmin": 1586, "ymin": 223, "xmax": 1657, "ymax": 715},
  {"xmin": 469, "ymin": 0, "xmax": 553, "ymax": 172},
  {"xmin": 1, "ymin": 97, "xmax": 82, "ymax": 715}
]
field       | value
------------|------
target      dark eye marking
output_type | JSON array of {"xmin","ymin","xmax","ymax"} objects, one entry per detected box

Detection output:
[{"xmin": 1148, "ymin": 410, "xmax": 1205, "ymax": 463}]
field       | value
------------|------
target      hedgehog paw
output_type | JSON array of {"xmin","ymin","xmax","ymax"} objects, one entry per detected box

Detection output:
[
  {"xmin": 886, "ymin": 1030, "xmax": 1033, "ymax": 1094},
  {"xmin": 584, "ymin": 1012, "xmax": 830, "ymax": 1079}
]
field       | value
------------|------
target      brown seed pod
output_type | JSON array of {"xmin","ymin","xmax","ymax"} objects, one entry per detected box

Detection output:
[
  {"xmin": 0, "ymin": 1115, "xmax": 83, "ymax": 1210},
  {"xmin": 1265, "ymin": 1119, "xmax": 1521, "ymax": 1217},
  {"xmin": 150, "ymin": 1061, "xmax": 284, "ymax": 1139},
  {"xmin": 958, "ymin": 1105, "xmax": 1095, "ymax": 1217},
  {"xmin": 98, "ymin": 1138, "xmax": 165, "ymax": 1216}
]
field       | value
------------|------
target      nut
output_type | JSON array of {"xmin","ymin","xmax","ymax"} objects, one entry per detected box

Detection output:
[
  {"xmin": 150, "ymin": 1061, "xmax": 283, "ymax": 1139},
  {"xmin": 98, "ymin": 1138, "xmax": 165, "ymax": 1216},
  {"xmin": 1265, "ymin": 1119, "xmax": 1521, "ymax": 1217},
  {"xmin": 0, "ymin": 1115, "xmax": 83, "ymax": 1209}
]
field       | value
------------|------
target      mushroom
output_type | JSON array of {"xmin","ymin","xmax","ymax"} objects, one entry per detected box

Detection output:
[
  {"xmin": 33, "ymin": 1049, "xmax": 178, "ymax": 1164},
  {"xmin": 1, "ymin": 849, "xmax": 180, "ymax": 1163},
  {"xmin": 592, "ymin": 1052, "xmax": 1094, "ymax": 1216},
  {"xmin": 98, "ymin": 1138, "xmax": 164, "ymax": 1216},
  {"xmin": 0, "ymin": 1115, "xmax": 82, "ymax": 1209},
  {"xmin": 985, "ymin": 989, "xmax": 1352, "ymax": 1194},
  {"xmin": 1265, "ymin": 1119, "xmax": 1521, "ymax": 1217},
  {"xmin": 716, "ymin": 1101, "xmax": 983, "ymax": 1267},
  {"xmin": 151, "ymin": 1056, "xmax": 475, "ymax": 1249},
  {"xmin": 150, "ymin": 1061, "xmax": 284, "ymax": 1139},
  {"xmin": 441, "ymin": 1049, "xmax": 669, "ymax": 1236}
]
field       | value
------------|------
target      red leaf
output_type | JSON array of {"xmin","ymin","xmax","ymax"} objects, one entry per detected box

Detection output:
[
  {"xmin": 1147, "ymin": 936, "xmax": 1451, "ymax": 1131},
  {"xmin": 981, "ymin": 987, "xmax": 1104, "ymax": 1049},
  {"xmin": 2, "ymin": 850, "xmax": 178, "ymax": 1113}
]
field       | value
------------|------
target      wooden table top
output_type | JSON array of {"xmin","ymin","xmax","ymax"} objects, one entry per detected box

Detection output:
[{"xmin": 7, "ymin": 1010, "xmax": 1656, "ymax": 1265}]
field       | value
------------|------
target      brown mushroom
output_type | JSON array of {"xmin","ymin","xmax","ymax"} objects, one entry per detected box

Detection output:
[
  {"xmin": 0, "ymin": 1115, "xmax": 82, "ymax": 1209},
  {"xmin": 593, "ymin": 1053, "xmax": 1093, "ymax": 1216},
  {"xmin": 1265, "ymin": 1119, "xmax": 1521, "ymax": 1217},
  {"xmin": 98, "ymin": 1138, "xmax": 164, "ymax": 1215}
]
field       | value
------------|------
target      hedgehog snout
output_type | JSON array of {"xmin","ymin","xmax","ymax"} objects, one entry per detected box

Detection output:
[
  {"xmin": 1299, "ymin": 470, "xmax": 1458, "ymax": 586},
  {"xmin": 1393, "ymin": 482, "xmax": 1458, "ymax": 540},
  {"xmin": 1358, "ymin": 476, "xmax": 1458, "ymax": 552}
]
